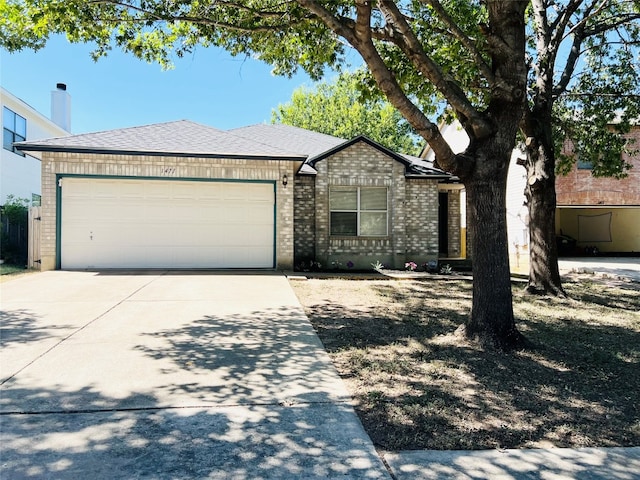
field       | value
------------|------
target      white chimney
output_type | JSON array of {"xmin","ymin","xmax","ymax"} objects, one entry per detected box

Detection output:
[{"xmin": 51, "ymin": 83, "xmax": 71, "ymax": 132}]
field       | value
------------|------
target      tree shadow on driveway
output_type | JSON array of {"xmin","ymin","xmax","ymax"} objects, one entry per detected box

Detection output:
[
  {"xmin": 1, "ymin": 385, "xmax": 385, "ymax": 479},
  {"xmin": 1, "ymin": 304, "xmax": 388, "ymax": 478}
]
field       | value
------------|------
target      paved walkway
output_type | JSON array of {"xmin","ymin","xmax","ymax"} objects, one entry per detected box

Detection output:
[
  {"xmin": 511, "ymin": 255, "xmax": 640, "ymax": 282},
  {"xmin": 0, "ymin": 271, "xmax": 389, "ymax": 479},
  {"xmin": 558, "ymin": 257, "xmax": 640, "ymax": 282},
  {"xmin": 384, "ymin": 447, "xmax": 640, "ymax": 479}
]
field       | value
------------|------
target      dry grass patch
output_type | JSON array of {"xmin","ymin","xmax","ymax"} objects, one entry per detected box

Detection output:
[{"xmin": 290, "ymin": 274, "xmax": 640, "ymax": 451}]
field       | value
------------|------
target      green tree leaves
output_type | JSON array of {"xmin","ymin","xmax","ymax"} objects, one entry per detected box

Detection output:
[{"xmin": 272, "ymin": 71, "xmax": 421, "ymax": 155}]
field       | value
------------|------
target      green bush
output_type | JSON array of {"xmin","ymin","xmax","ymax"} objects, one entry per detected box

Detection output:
[{"xmin": 1, "ymin": 195, "xmax": 29, "ymax": 265}]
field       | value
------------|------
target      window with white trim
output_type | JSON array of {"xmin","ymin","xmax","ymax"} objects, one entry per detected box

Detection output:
[
  {"xmin": 330, "ymin": 186, "xmax": 388, "ymax": 236},
  {"xmin": 3, "ymin": 107, "xmax": 26, "ymax": 156}
]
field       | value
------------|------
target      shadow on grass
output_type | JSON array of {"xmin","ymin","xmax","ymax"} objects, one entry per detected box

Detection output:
[
  {"xmin": 561, "ymin": 276, "xmax": 640, "ymax": 310},
  {"xmin": 292, "ymin": 278, "xmax": 640, "ymax": 451}
]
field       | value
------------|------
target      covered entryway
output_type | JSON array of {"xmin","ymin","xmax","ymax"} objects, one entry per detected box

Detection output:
[{"xmin": 60, "ymin": 177, "xmax": 275, "ymax": 269}]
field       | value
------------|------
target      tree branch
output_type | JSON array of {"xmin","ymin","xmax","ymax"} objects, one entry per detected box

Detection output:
[
  {"xmin": 420, "ymin": 0, "xmax": 495, "ymax": 84},
  {"xmin": 552, "ymin": 0, "xmax": 639, "ymax": 97},
  {"xmin": 296, "ymin": 0, "xmax": 466, "ymax": 173},
  {"xmin": 377, "ymin": 0, "xmax": 494, "ymax": 141},
  {"xmin": 88, "ymin": 0, "xmax": 315, "ymax": 34},
  {"xmin": 294, "ymin": 0, "xmax": 358, "ymax": 44},
  {"xmin": 530, "ymin": 0, "xmax": 554, "ymax": 107},
  {"xmin": 582, "ymin": 13, "xmax": 640, "ymax": 36},
  {"xmin": 554, "ymin": 24, "xmax": 585, "ymax": 97}
]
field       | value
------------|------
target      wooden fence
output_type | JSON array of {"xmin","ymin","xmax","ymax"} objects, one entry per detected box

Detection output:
[{"xmin": 28, "ymin": 206, "xmax": 41, "ymax": 270}]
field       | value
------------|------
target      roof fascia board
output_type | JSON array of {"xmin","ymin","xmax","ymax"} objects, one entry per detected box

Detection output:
[
  {"xmin": 307, "ymin": 135, "xmax": 413, "ymax": 168},
  {"xmin": 405, "ymin": 173, "xmax": 456, "ymax": 179},
  {"xmin": 14, "ymin": 144, "xmax": 306, "ymax": 161}
]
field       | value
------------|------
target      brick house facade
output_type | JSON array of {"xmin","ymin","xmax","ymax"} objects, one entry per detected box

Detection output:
[
  {"xmin": 17, "ymin": 122, "xmax": 461, "ymax": 270},
  {"xmin": 555, "ymin": 125, "xmax": 640, "ymax": 253},
  {"xmin": 294, "ymin": 139, "xmax": 448, "ymax": 270}
]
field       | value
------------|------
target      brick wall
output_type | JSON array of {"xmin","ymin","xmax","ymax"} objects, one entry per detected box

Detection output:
[
  {"xmin": 293, "ymin": 175, "xmax": 316, "ymax": 264},
  {"xmin": 312, "ymin": 142, "xmax": 441, "ymax": 269},
  {"xmin": 39, "ymin": 151, "xmax": 299, "ymax": 270},
  {"xmin": 406, "ymin": 179, "xmax": 439, "ymax": 260},
  {"xmin": 556, "ymin": 126, "xmax": 640, "ymax": 205},
  {"xmin": 446, "ymin": 189, "xmax": 461, "ymax": 257}
]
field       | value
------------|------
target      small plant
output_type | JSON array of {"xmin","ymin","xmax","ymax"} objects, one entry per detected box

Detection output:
[
  {"xmin": 423, "ymin": 260, "xmax": 439, "ymax": 273},
  {"xmin": 366, "ymin": 390, "xmax": 386, "ymax": 405},
  {"xmin": 405, "ymin": 261, "xmax": 417, "ymax": 271},
  {"xmin": 439, "ymin": 264, "xmax": 453, "ymax": 275},
  {"xmin": 346, "ymin": 260, "xmax": 354, "ymax": 269},
  {"xmin": 295, "ymin": 259, "xmax": 322, "ymax": 272},
  {"xmin": 331, "ymin": 260, "xmax": 343, "ymax": 270},
  {"xmin": 371, "ymin": 260, "xmax": 385, "ymax": 272}
]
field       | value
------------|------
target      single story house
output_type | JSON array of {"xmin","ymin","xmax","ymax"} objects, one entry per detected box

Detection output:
[{"xmin": 16, "ymin": 121, "xmax": 462, "ymax": 271}]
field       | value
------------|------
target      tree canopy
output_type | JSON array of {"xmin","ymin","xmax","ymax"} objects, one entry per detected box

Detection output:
[
  {"xmin": 520, "ymin": 0, "xmax": 640, "ymax": 295},
  {"xmin": 0, "ymin": 0, "xmax": 530, "ymax": 348},
  {"xmin": 272, "ymin": 72, "xmax": 421, "ymax": 155}
]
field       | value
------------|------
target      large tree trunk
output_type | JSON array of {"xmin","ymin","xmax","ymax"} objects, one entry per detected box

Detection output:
[
  {"xmin": 462, "ymin": 137, "xmax": 526, "ymax": 350},
  {"xmin": 456, "ymin": 0, "xmax": 529, "ymax": 349},
  {"xmin": 523, "ymin": 117, "xmax": 566, "ymax": 296}
]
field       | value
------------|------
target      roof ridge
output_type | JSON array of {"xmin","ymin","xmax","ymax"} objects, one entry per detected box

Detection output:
[{"xmin": 230, "ymin": 123, "xmax": 347, "ymax": 142}]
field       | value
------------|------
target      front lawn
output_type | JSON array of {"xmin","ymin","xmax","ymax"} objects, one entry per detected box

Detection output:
[
  {"xmin": 290, "ymin": 274, "xmax": 640, "ymax": 451},
  {"xmin": 0, "ymin": 263, "xmax": 26, "ymax": 276}
]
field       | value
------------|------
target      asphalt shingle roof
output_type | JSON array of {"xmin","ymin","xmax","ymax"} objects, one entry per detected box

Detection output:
[
  {"xmin": 229, "ymin": 124, "xmax": 346, "ymax": 158},
  {"xmin": 16, "ymin": 120, "xmax": 305, "ymax": 159},
  {"xmin": 16, "ymin": 119, "xmax": 452, "ymax": 178}
]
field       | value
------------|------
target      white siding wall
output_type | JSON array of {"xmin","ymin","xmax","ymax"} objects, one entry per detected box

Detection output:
[{"xmin": 1, "ymin": 88, "xmax": 69, "ymax": 204}]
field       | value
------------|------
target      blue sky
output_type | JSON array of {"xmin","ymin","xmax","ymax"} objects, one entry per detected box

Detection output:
[{"xmin": 1, "ymin": 35, "xmax": 322, "ymax": 134}]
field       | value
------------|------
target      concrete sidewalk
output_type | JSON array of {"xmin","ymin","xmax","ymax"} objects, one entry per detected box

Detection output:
[
  {"xmin": 0, "ymin": 271, "xmax": 390, "ymax": 479},
  {"xmin": 511, "ymin": 256, "xmax": 640, "ymax": 282},
  {"xmin": 384, "ymin": 447, "xmax": 640, "ymax": 479}
]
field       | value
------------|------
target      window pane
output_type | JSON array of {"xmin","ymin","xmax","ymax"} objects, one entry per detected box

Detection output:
[
  {"xmin": 330, "ymin": 188, "xmax": 357, "ymax": 210},
  {"xmin": 15, "ymin": 114, "xmax": 26, "ymax": 136},
  {"xmin": 361, "ymin": 188, "xmax": 387, "ymax": 210},
  {"xmin": 577, "ymin": 158, "xmax": 592, "ymax": 170},
  {"xmin": 3, "ymin": 129, "xmax": 14, "ymax": 151},
  {"xmin": 331, "ymin": 212, "xmax": 357, "ymax": 236},
  {"xmin": 360, "ymin": 212, "xmax": 387, "ymax": 236},
  {"xmin": 3, "ymin": 107, "xmax": 14, "ymax": 130}
]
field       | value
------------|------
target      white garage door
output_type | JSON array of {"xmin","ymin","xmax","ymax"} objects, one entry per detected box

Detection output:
[{"xmin": 60, "ymin": 177, "xmax": 275, "ymax": 269}]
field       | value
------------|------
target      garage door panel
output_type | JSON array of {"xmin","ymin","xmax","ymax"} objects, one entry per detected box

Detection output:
[{"xmin": 61, "ymin": 178, "xmax": 275, "ymax": 269}]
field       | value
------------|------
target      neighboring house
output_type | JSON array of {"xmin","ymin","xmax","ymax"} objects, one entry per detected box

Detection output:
[
  {"xmin": 15, "ymin": 121, "xmax": 460, "ymax": 271},
  {"xmin": 555, "ymin": 125, "xmax": 640, "ymax": 254},
  {"xmin": 1, "ymin": 84, "xmax": 71, "ymax": 205}
]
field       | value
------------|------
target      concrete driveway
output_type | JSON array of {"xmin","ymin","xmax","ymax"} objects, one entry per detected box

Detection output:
[
  {"xmin": 0, "ymin": 271, "xmax": 389, "ymax": 479},
  {"xmin": 559, "ymin": 257, "xmax": 640, "ymax": 282}
]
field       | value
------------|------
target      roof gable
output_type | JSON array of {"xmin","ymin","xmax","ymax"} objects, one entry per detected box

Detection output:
[{"xmin": 302, "ymin": 135, "xmax": 452, "ymax": 178}]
